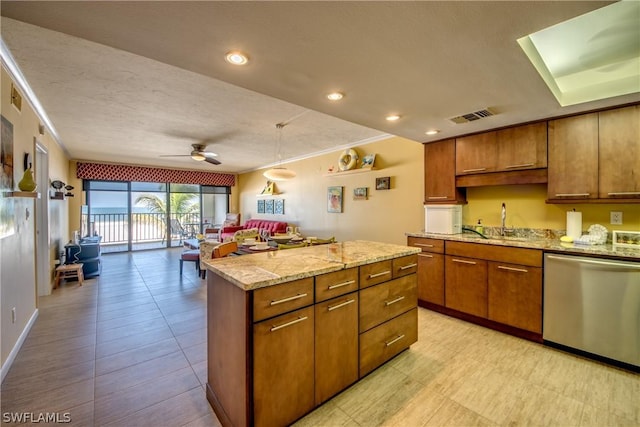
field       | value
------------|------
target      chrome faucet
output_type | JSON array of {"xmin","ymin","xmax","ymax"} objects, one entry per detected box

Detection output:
[{"xmin": 501, "ymin": 203, "xmax": 506, "ymax": 236}]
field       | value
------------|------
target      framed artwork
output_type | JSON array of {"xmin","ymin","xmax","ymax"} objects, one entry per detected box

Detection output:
[
  {"xmin": 265, "ymin": 199, "xmax": 274, "ymax": 214},
  {"xmin": 1, "ymin": 115, "xmax": 15, "ymax": 239},
  {"xmin": 327, "ymin": 186, "xmax": 343, "ymax": 213},
  {"xmin": 376, "ymin": 176, "xmax": 391, "ymax": 190},
  {"xmin": 257, "ymin": 199, "xmax": 265, "ymax": 213},
  {"xmin": 353, "ymin": 187, "xmax": 368, "ymax": 200},
  {"xmin": 361, "ymin": 153, "xmax": 376, "ymax": 168},
  {"xmin": 274, "ymin": 199, "xmax": 285, "ymax": 214}
]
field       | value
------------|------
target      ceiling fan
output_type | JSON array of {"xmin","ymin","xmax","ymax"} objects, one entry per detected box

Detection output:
[{"xmin": 160, "ymin": 143, "xmax": 221, "ymax": 165}]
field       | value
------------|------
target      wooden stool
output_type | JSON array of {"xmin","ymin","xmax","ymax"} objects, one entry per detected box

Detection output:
[{"xmin": 54, "ymin": 263, "xmax": 84, "ymax": 289}]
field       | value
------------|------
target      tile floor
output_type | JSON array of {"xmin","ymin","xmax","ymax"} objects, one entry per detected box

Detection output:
[{"xmin": 2, "ymin": 248, "xmax": 638, "ymax": 426}]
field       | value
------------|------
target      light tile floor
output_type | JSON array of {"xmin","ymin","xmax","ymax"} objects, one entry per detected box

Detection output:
[{"xmin": 2, "ymin": 248, "xmax": 638, "ymax": 426}]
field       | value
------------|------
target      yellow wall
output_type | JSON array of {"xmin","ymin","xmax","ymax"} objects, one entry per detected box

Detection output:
[
  {"xmin": 464, "ymin": 185, "xmax": 640, "ymax": 233},
  {"xmin": 238, "ymin": 136, "xmax": 424, "ymax": 245},
  {"xmin": 1, "ymin": 66, "xmax": 70, "ymax": 368}
]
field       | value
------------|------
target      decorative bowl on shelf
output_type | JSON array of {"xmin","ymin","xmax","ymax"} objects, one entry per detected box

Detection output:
[{"xmin": 270, "ymin": 234, "xmax": 294, "ymax": 244}]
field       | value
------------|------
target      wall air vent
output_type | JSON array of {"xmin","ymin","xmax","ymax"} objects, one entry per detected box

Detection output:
[{"xmin": 449, "ymin": 107, "xmax": 496, "ymax": 124}]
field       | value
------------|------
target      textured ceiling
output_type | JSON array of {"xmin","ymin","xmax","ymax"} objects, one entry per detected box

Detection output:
[{"xmin": 1, "ymin": 1, "xmax": 638, "ymax": 174}]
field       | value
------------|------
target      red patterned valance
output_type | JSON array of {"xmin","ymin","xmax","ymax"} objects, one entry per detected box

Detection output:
[{"xmin": 76, "ymin": 163, "xmax": 235, "ymax": 186}]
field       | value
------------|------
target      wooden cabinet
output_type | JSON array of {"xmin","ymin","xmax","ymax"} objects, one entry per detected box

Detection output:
[
  {"xmin": 315, "ymin": 267, "xmax": 358, "ymax": 303},
  {"xmin": 496, "ymin": 122, "xmax": 547, "ymax": 171},
  {"xmin": 424, "ymin": 139, "xmax": 465, "ymax": 203},
  {"xmin": 315, "ymin": 292, "xmax": 359, "ymax": 405},
  {"xmin": 445, "ymin": 255, "xmax": 488, "ymax": 318},
  {"xmin": 598, "ymin": 105, "xmax": 640, "ymax": 199},
  {"xmin": 456, "ymin": 132, "xmax": 498, "ymax": 175},
  {"xmin": 253, "ymin": 277, "xmax": 314, "ymax": 322},
  {"xmin": 487, "ymin": 262, "xmax": 542, "ymax": 333},
  {"xmin": 359, "ymin": 259, "xmax": 393, "ymax": 289},
  {"xmin": 359, "ymin": 275, "xmax": 418, "ymax": 333},
  {"xmin": 253, "ymin": 306, "xmax": 315, "ymax": 427},
  {"xmin": 547, "ymin": 112, "xmax": 599, "ymax": 201},
  {"xmin": 407, "ymin": 237, "xmax": 445, "ymax": 306}
]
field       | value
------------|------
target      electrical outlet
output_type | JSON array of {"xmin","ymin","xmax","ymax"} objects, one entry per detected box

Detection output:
[
  {"xmin": 11, "ymin": 307, "xmax": 16, "ymax": 323},
  {"xmin": 610, "ymin": 211, "xmax": 623, "ymax": 225}
]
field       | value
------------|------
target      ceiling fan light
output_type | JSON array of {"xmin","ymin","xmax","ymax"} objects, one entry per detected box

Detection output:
[
  {"xmin": 263, "ymin": 167, "xmax": 296, "ymax": 181},
  {"xmin": 191, "ymin": 152, "xmax": 206, "ymax": 161}
]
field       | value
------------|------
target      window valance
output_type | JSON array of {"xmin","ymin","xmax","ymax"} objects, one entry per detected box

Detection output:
[{"xmin": 76, "ymin": 162, "xmax": 235, "ymax": 186}]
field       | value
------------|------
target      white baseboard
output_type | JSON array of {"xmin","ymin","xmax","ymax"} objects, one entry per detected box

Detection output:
[{"xmin": 1, "ymin": 308, "xmax": 39, "ymax": 383}]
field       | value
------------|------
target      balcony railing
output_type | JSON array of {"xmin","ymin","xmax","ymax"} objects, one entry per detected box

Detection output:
[{"xmin": 82, "ymin": 212, "xmax": 201, "ymax": 250}]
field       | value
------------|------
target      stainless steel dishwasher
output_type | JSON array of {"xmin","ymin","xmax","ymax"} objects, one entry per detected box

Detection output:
[{"xmin": 543, "ymin": 253, "xmax": 640, "ymax": 370}]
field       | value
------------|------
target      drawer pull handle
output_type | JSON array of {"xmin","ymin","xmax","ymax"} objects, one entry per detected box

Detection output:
[
  {"xmin": 497, "ymin": 265, "xmax": 528, "ymax": 273},
  {"xmin": 270, "ymin": 293, "xmax": 308, "ymax": 306},
  {"xmin": 368, "ymin": 270, "xmax": 391, "ymax": 279},
  {"xmin": 505, "ymin": 163, "xmax": 534, "ymax": 169},
  {"xmin": 385, "ymin": 334, "xmax": 405, "ymax": 347},
  {"xmin": 554, "ymin": 193, "xmax": 590, "ymax": 197},
  {"xmin": 327, "ymin": 299, "xmax": 356, "ymax": 311},
  {"xmin": 385, "ymin": 295, "xmax": 406, "ymax": 306},
  {"xmin": 418, "ymin": 253, "xmax": 433, "ymax": 258},
  {"xmin": 414, "ymin": 243, "xmax": 434, "ymax": 247},
  {"xmin": 607, "ymin": 192, "xmax": 640, "ymax": 196},
  {"xmin": 427, "ymin": 196, "xmax": 448, "ymax": 200},
  {"xmin": 462, "ymin": 167, "xmax": 487, "ymax": 173},
  {"xmin": 452, "ymin": 258, "xmax": 476, "ymax": 265},
  {"xmin": 328, "ymin": 280, "xmax": 355, "ymax": 290},
  {"xmin": 270, "ymin": 316, "xmax": 308, "ymax": 332},
  {"xmin": 399, "ymin": 263, "xmax": 418, "ymax": 270}
]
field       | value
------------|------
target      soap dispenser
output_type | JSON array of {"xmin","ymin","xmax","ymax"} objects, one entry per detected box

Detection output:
[{"xmin": 475, "ymin": 219, "xmax": 483, "ymax": 234}]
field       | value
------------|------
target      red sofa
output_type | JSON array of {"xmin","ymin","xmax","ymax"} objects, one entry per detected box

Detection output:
[{"xmin": 220, "ymin": 219, "xmax": 288, "ymax": 241}]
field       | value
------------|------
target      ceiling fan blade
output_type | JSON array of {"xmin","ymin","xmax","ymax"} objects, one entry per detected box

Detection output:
[
  {"xmin": 204, "ymin": 157, "xmax": 221, "ymax": 165},
  {"xmin": 159, "ymin": 154, "xmax": 191, "ymax": 157}
]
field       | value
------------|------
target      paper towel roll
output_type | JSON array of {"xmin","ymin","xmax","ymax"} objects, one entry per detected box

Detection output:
[{"xmin": 567, "ymin": 211, "xmax": 582, "ymax": 240}]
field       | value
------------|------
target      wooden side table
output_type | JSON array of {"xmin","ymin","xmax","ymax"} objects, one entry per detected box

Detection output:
[{"xmin": 54, "ymin": 263, "xmax": 84, "ymax": 289}]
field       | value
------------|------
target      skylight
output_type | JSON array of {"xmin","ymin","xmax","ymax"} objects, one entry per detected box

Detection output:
[{"xmin": 518, "ymin": 0, "xmax": 640, "ymax": 106}]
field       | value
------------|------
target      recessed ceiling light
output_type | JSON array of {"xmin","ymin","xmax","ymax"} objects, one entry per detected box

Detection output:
[
  {"xmin": 225, "ymin": 51, "xmax": 249, "ymax": 65},
  {"xmin": 327, "ymin": 92, "xmax": 344, "ymax": 101},
  {"xmin": 386, "ymin": 115, "xmax": 401, "ymax": 121},
  {"xmin": 425, "ymin": 129, "xmax": 440, "ymax": 136}
]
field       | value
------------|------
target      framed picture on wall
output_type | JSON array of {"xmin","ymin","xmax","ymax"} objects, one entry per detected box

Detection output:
[
  {"xmin": 376, "ymin": 176, "xmax": 390, "ymax": 190},
  {"xmin": 257, "ymin": 199, "xmax": 265, "ymax": 213},
  {"xmin": 327, "ymin": 186, "xmax": 343, "ymax": 213},
  {"xmin": 274, "ymin": 199, "xmax": 285, "ymax": 215},
  {"xmin": 265, "ymin": 199, "xmax": 274, "ymax": 214},
  {"xmin": 353, "ymin": 187, "xmax": 368, "ymax": 200}
]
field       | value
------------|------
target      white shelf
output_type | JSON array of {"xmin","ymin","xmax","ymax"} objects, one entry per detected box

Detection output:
[
  {"xmin": 323, "ymin": 167, "xmax": 377, "ymax": 177},
  {"xmin": 256, "ymin": 193, "xmax": 282, "ymax": 197},
  {"xmin": 4, "ymin": 191, "xmax": 40, "ymax": 198}
]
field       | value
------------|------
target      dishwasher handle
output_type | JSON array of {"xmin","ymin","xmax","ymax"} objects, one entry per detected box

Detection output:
[{"xmin": 546, "ymin": 254, "xmax": 640, "ymax": 270}]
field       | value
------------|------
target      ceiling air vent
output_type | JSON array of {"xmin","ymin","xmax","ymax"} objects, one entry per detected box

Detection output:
[{"xmin": 449, "ymin": 107, "xmax": 496, "ymax": 124}]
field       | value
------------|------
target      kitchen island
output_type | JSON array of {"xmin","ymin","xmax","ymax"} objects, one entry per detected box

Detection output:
[{"xmin": 203, "ymin": 240, "xmax": 421, "ymax": 427}]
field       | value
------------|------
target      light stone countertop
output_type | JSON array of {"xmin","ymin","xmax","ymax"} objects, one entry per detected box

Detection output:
[
  {"xmin": 406, "ymin": 231, "xmax": 640, "ymax": 261},
  {"xmin": 203, "ymin": 240, "xmax": 422, "ymax": 291}
]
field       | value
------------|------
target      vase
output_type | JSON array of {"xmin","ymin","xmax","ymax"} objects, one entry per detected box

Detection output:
[{"xmin": 18, "ymin": 168, "xmax": 37, "ymax": 192}]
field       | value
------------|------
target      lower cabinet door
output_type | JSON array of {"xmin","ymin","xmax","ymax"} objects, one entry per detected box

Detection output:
[
  {"xmin": 253, "ymin": 306, "xmax": 315, "ymax": 427},
  {"xmin": 315, "ymin": 292, "xmax": 359, "ymax": 405},
  {"xmin": 417, "ymin": 252, "xmax": 444, "ymax": 305},
  {"xmin": 445, "ymin": 255, "xmax": 488, "ymax": 318},
  {"xmin": 359, "ymin": 308, "xmax": 418, "ymax": 377}
]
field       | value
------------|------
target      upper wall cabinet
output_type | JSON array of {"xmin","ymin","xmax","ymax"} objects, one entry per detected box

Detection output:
[
  {"xmin": 455, "ymin": 132, "xmax": 498, "ymax": 175},
  {"xmin": 424, "ymin": 139, "xmax": 466, "ymax": 204},
  {"xmin": 496, "ymin": 122, "xmax": 547, "ymax": 171},
  {"xmin": 547, "ymin": 113, "xmax": 599, "ymax": 201},
  {"xmin": 548, "ymin": 105, "xmax": 640, "ymax": 203},
  {"xmin": 598, "ymin": 105, "xmax": 640, "ymax": 199}
]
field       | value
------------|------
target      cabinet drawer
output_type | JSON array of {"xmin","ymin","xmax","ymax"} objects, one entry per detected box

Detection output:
[
  {"xmin": 359, "ymin": 308, "xmax": 418, "ymax": 377},
  {"xmin": 446, "ymin": 241, "xmax": 542, "ymax": 267},
  {"xmin": 253, "ymin": 278, "xmax": 314, "ymax": 322},
  {"xmin": 393, "ymin": 254, "xmax": 418, "ymax": 278},
  {"xmin": 407, "ymin": 237, "xmax": 444, "ymax": 254},
  {"xmin": 359, "ymin": 275, "xmax": 417, "ymax": 333},
  {"xmin": 315, "ymin": 267, "xmax": 359, "ymax": 303},
  {"xmin": 359, "ymin": 260, "xmax": 393, "ymax": 289}
]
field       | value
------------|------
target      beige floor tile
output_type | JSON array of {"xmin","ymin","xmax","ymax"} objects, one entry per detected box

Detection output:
[
  {"xmin": 176, "ymin": 327, "xmax": 207, "ymax": 349},
  {"xmin": 1, "ymin": 378, "xmax": 94, "ymax": 415},
  {"xmin": 95, "ymin": 350, "xmax": 190, "ymax": 398},
  {"xmin": 94, "ymin": 366, "xmax": 200, "ymax": 425},
  {"xmin": 504, "ymin": 383, "xmax": 584, "ymax": 427},
  {"xmin": 294, "ymin": 400, "xmax": 355, "ymax": 427},
  {"xmin": 5, "ymin": 344, "xmax": 96, "ymax": 379},
  {"xmin": 378, "ymin": 384, "xmax": 447, "ymax": 427},
  {"xmin": 95, "ymin": 325, "xmax": 175, "ymax": 358},
  {"xmin": 181, "ymin": 412, "xmax": 223, "ymax": 427},
  {"xmin": 191, "ymin": 360, "xmax": 208, "ymax": 386},
  {"xmin": 95, "ymin": 337, "xmax": 182, "ymax": 376},
  {"xmin": 96, "ymin": 316, "xmax": 170, "ymax": 344},
  {"xmin": 422, "ymin": 398, "xmax": 493, "ymax": 427},
  {"xmin": 580, "ymin": 403, "xmax": 638, "ymax": 427},
  {"xmin": 182, "ymin": 341, "xmax": 207, "ymax": 366}
]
